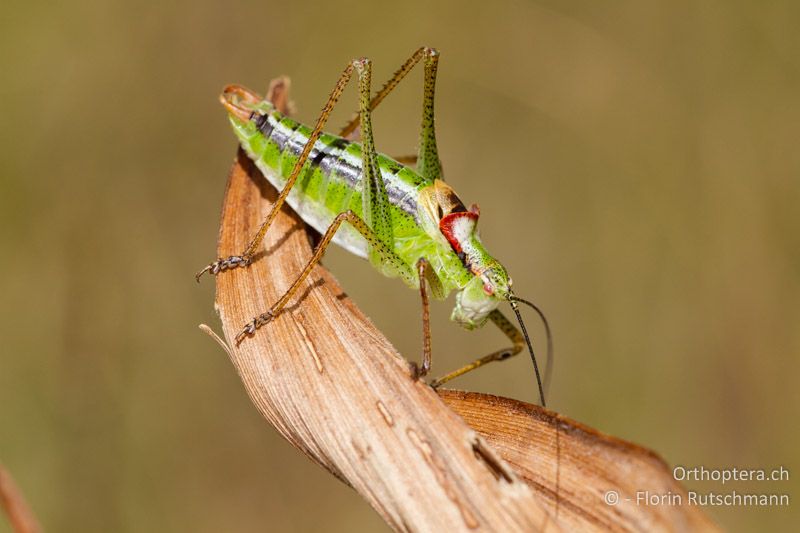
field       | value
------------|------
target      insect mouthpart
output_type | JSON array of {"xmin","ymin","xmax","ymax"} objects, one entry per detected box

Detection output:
[{"xmin": 482, "ymin": 280, "xmax": 495, "ymax": 296}]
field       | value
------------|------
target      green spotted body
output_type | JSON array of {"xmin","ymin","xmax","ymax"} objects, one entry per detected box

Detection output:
[
  {"xmin": 230, "ymin": 102, "xmax": 476, "ymax": 299},
  {"xmin": 206, "ymin": 49, "xmax": 551, "ymax": 406}
]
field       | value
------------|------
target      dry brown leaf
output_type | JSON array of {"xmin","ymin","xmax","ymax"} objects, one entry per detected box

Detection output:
[
  {"xmin": 208, "ymin": 80, "xmax": 718, "ymax": 532},
  {"xmin": 439, "ymin": 391, "xmax": 719, "ymax": 532}
]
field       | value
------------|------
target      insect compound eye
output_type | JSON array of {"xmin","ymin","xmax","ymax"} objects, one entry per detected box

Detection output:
[{"xmin": 482, "ymin": 282, "xmax": 495, "ymax": 296}]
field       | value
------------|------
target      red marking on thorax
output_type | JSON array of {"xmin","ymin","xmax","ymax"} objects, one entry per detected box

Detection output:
[{"xmin": 439, "ymin": 212, "xmax": 478, "ymax": 253}]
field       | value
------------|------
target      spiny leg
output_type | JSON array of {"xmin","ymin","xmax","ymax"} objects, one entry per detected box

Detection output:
[
  {"xmin": 338, "ymin": 46, "xmax": 443, "ymax": 182},
  {"xmin": 430, "ymin": 310, "xmax": 524, "ymax": 388},
  {"xmin": 339, "ymin": 46, "xmax": 431, "ymax": 137},
  {"xmin": 354, "ymin": 53, "xmax": 445, "ymax": 381},
  {"xmin": 197, "ymin": 58, "xmax": 365, "ymax": 281},
  {"xmin": 236, "ymin": 210, "xmax": 414, "ymax": 344},
  {"xmin": 416, "ymin": 47, "xmax": 442, "ymax": 181},
  {"xmin": 238, "ymin": 58, "xmax": 416, "ymax": 343},
  {"xmin": 354, "ymin": 59, "xmax": 394, "ymax": 256},
  {"xmin": 237, "ymin": 58, "xmax": 408, "ymax": 339},
  {"xmin": 411, "ymin": 258, "xmax": 433, "ymax": 378}
]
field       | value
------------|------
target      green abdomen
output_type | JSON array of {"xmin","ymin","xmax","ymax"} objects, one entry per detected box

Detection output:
[{"xmin": 231, "ymin": 111, "xmax": 471, "ymax": 295}]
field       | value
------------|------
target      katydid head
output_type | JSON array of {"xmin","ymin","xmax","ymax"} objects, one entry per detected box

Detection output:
[
  {"xmin": 451, "ymin": 271, "xmax": 507, "ymax": 328},
  {"xmin": 431, "ymin": 180, "xmax": 552, "ymax": 405},
  {"xmin": 451, "ymin": 256, "xmax": 553, "ymax": 407},
  {"xmin": 441, "ymin": 208, "xmax": 515, "ymax": 329},
  {"xmin": 429, "ymin": 179, "xmax": 512, "ymax": 327}
]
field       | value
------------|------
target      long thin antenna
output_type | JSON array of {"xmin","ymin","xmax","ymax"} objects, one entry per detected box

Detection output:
[
  {"xmin": 511, "ymin": 296, "xmax": 554, "ymax": 395},
  {"xmin": 510, "ymin": 299, "xmax": 546, "ymax": 407}
]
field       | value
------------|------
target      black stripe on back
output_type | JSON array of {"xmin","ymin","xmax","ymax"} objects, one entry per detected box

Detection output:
[{"xmin": 254, "ymin": 113, "xmax": 275, "ymax": 138}]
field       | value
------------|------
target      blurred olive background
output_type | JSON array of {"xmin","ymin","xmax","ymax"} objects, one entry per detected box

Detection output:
[{"xmin": 1, "ymin": 0, "xmax": 798, "ymax": 531}]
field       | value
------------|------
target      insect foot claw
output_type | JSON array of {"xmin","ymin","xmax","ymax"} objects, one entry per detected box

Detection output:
[
  {"xmin": 234, "ymin": 311, "xmax": 274, "ymax": 345},
  {"xmin": 195, "ymin": 254, "xmax": 252, "ymax": 282},
  {"xmin": 409, "ymin": 362, "xmax": 431, "ymax": 383}
]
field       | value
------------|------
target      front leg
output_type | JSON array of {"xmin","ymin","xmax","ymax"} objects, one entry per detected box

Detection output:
[
  {"xmin": 410, "ymin": 258, "xmax": 436, "ymax": 380},
  {"xmin": 429, "ymin": 310, "xmax": 524, "ymax": 388}
]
